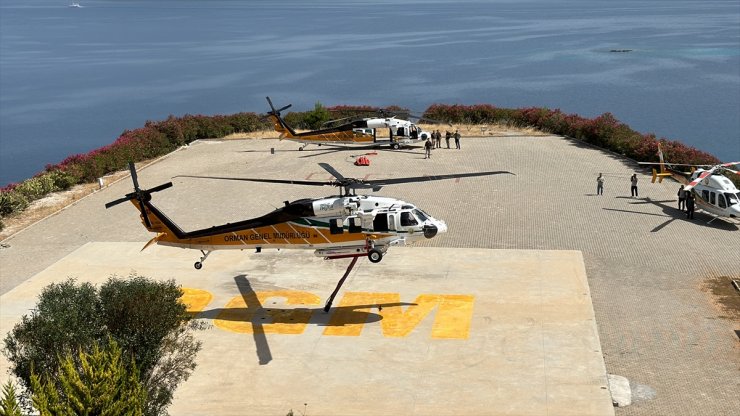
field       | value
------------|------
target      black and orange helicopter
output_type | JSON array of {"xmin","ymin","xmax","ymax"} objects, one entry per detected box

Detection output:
[
  {"xmin": 106, "ymin": 162, "xmax": 513, "ymax": 309},
  {"xmin": 265, "ymin": 97, "xmax": 436, "ymax": 151}
]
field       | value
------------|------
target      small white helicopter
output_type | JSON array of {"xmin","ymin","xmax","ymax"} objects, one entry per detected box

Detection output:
[
  {"xmin": 639, "ymin": 145, "xmax": 740, "ymax": 223},
  {"xmin": 682, "ymin": 164, "xmax": 740, "ymax": 222}
]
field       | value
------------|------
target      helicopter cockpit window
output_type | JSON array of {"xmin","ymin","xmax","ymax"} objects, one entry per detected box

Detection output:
[
  {"xmin": 727, "ymin": 193, "xmax": 739, "ymax": 206},
  {"xmin": 400, "ymin": 211, "xmax": 418, "ymax": 227},
  {"xmin": 413, "ymin": 209, "xmax": 428, "ymax": 222}
]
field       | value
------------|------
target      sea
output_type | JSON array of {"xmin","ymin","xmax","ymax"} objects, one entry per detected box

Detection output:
[{"xmin": 1, "ymin": 0, "xmax": 739, "ymax": 186}]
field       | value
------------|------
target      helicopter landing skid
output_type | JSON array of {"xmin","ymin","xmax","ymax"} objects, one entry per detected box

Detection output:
[{"xmin": 324, "ymin": 256, "xmax": 359, "ymax": 312}]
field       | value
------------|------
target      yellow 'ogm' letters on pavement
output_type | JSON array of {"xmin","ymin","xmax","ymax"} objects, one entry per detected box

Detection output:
[{"xmin": 181, "ymin": 289, "xmax": 474, "ymax": 339}]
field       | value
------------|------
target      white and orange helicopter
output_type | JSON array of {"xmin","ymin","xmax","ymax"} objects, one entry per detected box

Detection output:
[
  {"xmin": 639, "ymin": 144, "xmax": 740, "ymax": 223},
  {"xmin": 266, "ymin": 97, "xmax": 433, "ymax": 151},
  {"xmin": 106, "ymin": 162, "xmax": 513, "ymax": 309}
]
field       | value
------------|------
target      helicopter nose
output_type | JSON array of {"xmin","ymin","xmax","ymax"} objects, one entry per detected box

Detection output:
[
  {"xmin": 423, "ymin": 224, "xmax": 438, "ymax": 239},
  {"xmin": 423, "ymin": 221, "xmax": 447, "ymax": 238}
]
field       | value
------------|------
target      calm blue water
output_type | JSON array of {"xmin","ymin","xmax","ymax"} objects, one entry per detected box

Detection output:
[{"xmin": 1, "ymin": 0, "xmax": 739, "ymax": 185}]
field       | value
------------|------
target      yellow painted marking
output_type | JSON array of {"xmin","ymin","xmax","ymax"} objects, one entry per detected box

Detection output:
[
  {"xmin": 180, "ymin": 288, "xmax": 213, "ymax": 313},
  {"xmin": 323, "ymin": 292, "xmax": 474, "ymax": 339},
  {"xmin": 214, "ymin": 291, "xmax": 321, "ymax": 334},
  {"xmin": 181, "ymin": 289, "xmax": 474, "ymax": 338}
]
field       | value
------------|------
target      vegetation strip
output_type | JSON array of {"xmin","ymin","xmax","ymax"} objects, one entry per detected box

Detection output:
[{"xmin": 1, "ymin": 103, "xmax": 732, "ymax": 232}]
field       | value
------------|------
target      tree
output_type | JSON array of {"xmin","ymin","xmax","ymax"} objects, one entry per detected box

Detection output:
[
  {"xmin": 31, "ymin": 339, "xmax": 146, "ymax": 416},
  {"xmin": 2, "ymin": 275, "xmax": 202, "ymax": 416},
  {"xmin": 98, "ymin": 275, "xmax": 203, "ymax": 416},
  {"xmin": 2, "ymin": 279, "xmax": 104, "ymax": 385},
  {"xmin": 303, "ymin": 102, "xmax": 331, "ymax": 130},
  {"xmin": 0, "ymin": 381, "xmax": 22, "ymax": 416}
]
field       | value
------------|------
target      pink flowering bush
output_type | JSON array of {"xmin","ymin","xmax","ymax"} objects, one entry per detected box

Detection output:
[{"xmin": 0, "ymin": 112, "xmax": 270, "ymax": 222}]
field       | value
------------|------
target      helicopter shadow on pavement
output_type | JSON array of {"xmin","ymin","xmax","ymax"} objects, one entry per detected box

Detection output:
[
  {"xmin": 603, "ymin": 197, "xmax": 738, "ymax": 232},
  {"xmin": 194, "ymin": 275, "xmax": 416, "ymax": 365}
]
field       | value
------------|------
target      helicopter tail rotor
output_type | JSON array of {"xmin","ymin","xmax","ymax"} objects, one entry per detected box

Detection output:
[
  {"xmin": 266, "ymin": 96, "xmax": 292, "ymax": 116},
  {"xmin": 105, "ymin": 162, "xmax": 173, "ymax": 228}
]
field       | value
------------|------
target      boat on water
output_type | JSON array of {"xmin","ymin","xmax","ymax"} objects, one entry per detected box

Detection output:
[{"xmin": 69, "ymin": 2, "xmax": 82, "ymax": 8}]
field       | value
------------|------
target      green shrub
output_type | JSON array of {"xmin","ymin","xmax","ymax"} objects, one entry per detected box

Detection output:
[{"xmin": 0, "ymin": 192, "xmax": 28, "ymax": 216}]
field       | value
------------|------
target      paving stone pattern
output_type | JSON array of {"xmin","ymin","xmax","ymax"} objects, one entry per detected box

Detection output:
[{"xmin": 1, "ymin": 135, "xmax": 738, "ymax": 415}]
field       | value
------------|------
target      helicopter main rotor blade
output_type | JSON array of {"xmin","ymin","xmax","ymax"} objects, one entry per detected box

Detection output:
[
  {"xmin": 318, "ymin": 163, "xmax": 347, "ymax": 182},
  {"xmin": 147, "ymin": 182, "xmax": 174, "ymax": 194},
  {"xmin": 105, "ymin": 194, "xmax": 133, "ymax": 209},
  {"xmin": 361, "ymin": 171, "xmax": 515, "ymax": 187},
  {"xmin": 129, "ymin": 162, "xmax": 140, "ymax": 191},
  {"xmin": 175, "ymin": 175, "xmax": 330, "ymax": 187},
  {"xmin": 684, "ymin": 168, "xmax": 716, "ymax": 191}
]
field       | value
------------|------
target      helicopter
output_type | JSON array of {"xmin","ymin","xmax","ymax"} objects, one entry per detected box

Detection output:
[
  {"xmin": 106, "ymin": 162, "xmax": 514, "ymax": 309},
  {"xmin": 265, "ymin": 97, "xmax": 433, "ymax": 151},
  {"xmin": 638, "ymin": 144, "xmax": 740, "ymax": 223}
]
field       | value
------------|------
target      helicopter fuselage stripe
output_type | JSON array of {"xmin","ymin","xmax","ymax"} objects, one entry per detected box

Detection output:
[
  {"xmin": 270, "ymin": 224, "xmax": 291, "ymax": 244},
  {"xmin": 287, "ymin": 222, "xmax": 312, "ymax": 245},
  {"xmin": 249, "ymin": 228, "xmax": 272, "ymax": 245}
]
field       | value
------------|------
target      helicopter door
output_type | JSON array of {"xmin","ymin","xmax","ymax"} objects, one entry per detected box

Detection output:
[
  {"xmin": 710, "ymin": 192, "xmax": 716, "ymax": 205},
  {"xmin": 388, "ymin": 214, "xmax": 396, "ymax": 230},
  {"xmin": 718, "ymin": 194, "xmax": 726, "ymax": 209},
  {"xmin": 373, "ymin": 214, "xmax": 388, "ymax": 231}
]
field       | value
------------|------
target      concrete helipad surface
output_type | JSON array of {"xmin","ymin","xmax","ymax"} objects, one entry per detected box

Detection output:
[
  {"xmin": 1, "ymin": 243, "xmax": 613, "ymax": 416},
  {"xmin": 1, "ymin": 135, "xmax": 738, "ymax": 415}
]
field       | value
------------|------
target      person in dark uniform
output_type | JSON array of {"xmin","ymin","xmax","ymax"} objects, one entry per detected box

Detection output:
[
  {"xmin": 685, "ymin": 191, "xmax": 695, "ymax": 219},
  {"xmin": 445, "ymin": 131, "xmax": 451, "ymax": 148},
  {"xmin": 424, "ymin": 138, "xmax": 433, "ymax": 159},
  {"xmin": 454, "ymin": 129, "xmax": 461, "ymax": 149},
  {"xmin": 435, "ymin": 130, "xmax": 442, "ymax": 148},
  {"xmin": 677, "ymin": 185, "xmax": 686, "ymax": 211},
  {"xmin": 630, "ymin": 174, "xmax": 638, "ymax": 197}
]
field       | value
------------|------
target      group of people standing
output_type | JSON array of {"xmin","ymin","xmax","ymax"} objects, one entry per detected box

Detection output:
[
  {"xmin": 424, "ymin": 129, "xmax": 461, "ymax": 159},
  {"xmin": 677, "ymin": 184, "xmax": 695, "ymax": 219},
  {"xmin": 597, "ymin": 173, "xmax": 640, "ymax": 197},
  {"xmin": 596, "ymin": 173, "xmax": 696, "ymax": 219}
]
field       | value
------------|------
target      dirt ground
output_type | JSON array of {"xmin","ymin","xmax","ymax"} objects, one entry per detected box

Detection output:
[{"xmin": 703, "ymin": 275, "xmax": 740, "ymax": 321}]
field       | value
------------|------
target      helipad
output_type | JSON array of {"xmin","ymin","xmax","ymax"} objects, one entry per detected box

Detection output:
[{"xmin": 1, "ymin": 243, "xmax": 612, "ymax": 415}]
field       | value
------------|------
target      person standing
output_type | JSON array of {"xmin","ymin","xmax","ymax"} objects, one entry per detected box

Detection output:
[
  {"xmin": 677, "ymin": 185, "xmax": 686, "ymax": 211},
  {"xmin": 454, "ymin": 129, "xmax": 461, "ymax": 149},
  {"xmin": 685, "ymin": 191, "xmax": 695, "ymax": 219},
  {"xmin": 596, "ymin": 173, "xmax": 604, "ymax": 195},
  {"xmin": 435, "ymin": 130, "xmax": 442, "ymax": 148},
  {"xmin": 445, "ymin": 131, "xmax": 451, "ymax": 149},
  {"xmin": 424, "ymin": 138, "xmax": 433, "ymax": 159},
  {"xmin": 630, "ymin": 174, "xmax": 638, "ymax": 197}
]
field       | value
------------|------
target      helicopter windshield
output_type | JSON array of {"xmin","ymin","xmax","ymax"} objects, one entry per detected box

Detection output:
[
  {"xmin": 726, "ymin": 192, "xmax": 739, "ymax": 206},
  {"xmin": 413, "ymin": 209, "xmax": 429, "ymax": 222}
]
